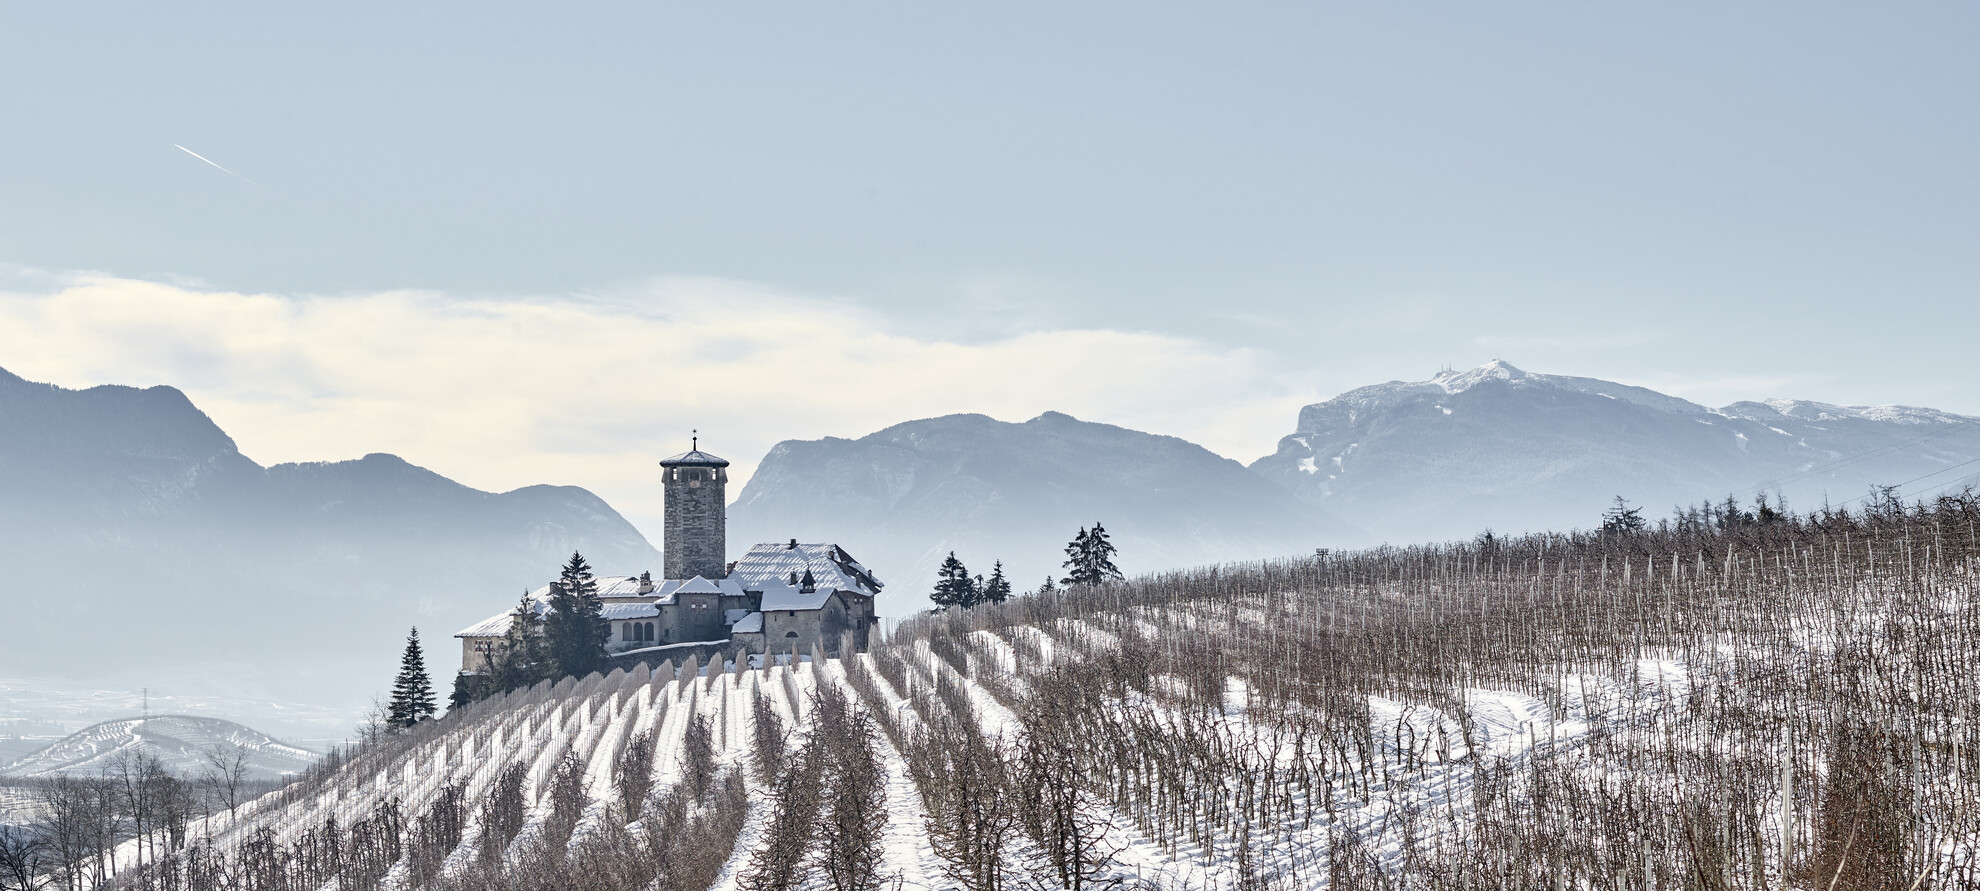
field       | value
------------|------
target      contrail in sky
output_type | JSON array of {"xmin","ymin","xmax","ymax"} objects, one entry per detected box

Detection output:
[{"xmin": 173, "ymin": 144, "xmax": 263, "ymax": 189}]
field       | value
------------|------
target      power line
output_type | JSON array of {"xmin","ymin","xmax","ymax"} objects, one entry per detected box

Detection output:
[
  {"xmin": 1841, "ymin": 453, "xmax": 1980, "ymax": 507},
  {"xmin": 1734, "ymin": 421, "xmax": 1972, "ymax": 497}
]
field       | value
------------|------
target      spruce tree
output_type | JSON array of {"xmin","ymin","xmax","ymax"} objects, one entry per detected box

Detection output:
[
  {"xmin": 931, "ymin": 551, "xmax": 975, "ymax": 609},
  {"xmin": 544, "ymin": 551, "xmax": 608, "ymax": 680},
  {"xmin": 387, "ymin": 628, "xmax": 436, "ymax": 730},
  {"xmin": 1059, "ymin": 527, "xmax": 1091, "ymax": 588},
  {"xmin": 1061, "ymin": 523, "xmax": 1122, "ymax": 587},
  {"xmin": 982, "ymin": 560, "xmax": 1012, "ymax": 605},
  {"xmin": 490, "ymin": 591, "xmax": 548, "ymax": 693},
  {"xmin": 1085, "ymin": 521, "xmax": 1122, "ymax": 583}
]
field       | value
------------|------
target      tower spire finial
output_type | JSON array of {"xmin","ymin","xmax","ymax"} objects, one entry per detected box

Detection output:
[{"xmin": 692, "ymin": 428, "xmax": 697, "ymax": 451}]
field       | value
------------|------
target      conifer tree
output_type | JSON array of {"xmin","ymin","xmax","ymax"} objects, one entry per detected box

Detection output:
[
  {"xmin": 544, "ymin": 551, "xmax": 609, "ymax": 680},
  {"xmin": 490, "ymin": 591, "xmax": 548, "ymax": 693},
  {"xmin": 931, "ymin": 551, "xmax": 976, "ymax": 609},
  {"xmin": 1084, "ymin": 522, "xmax": 1122, "ymax": 584},
  {"xmin": 1059, "ymin": 527, "xmax": 1091, "ymax": 588},
  {"xmin": 387, "ymin": 628, "xmax": 436, "ymax": 730},
  {"xmin": 982, "ymin": 560, "xmax": 1012, "ymax": 605},
  {"xmin": 1061, "ymin": 523, "xmax": 1123, "ymax": 587}
]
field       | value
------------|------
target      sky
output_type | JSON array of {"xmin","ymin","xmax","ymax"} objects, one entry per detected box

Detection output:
[{"xmin": 2, "ymin": 1, "xmax": 1977, "ymax": 538}]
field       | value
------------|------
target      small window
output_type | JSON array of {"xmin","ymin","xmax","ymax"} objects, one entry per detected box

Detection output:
[
  {"xmin": 788, "ymin": 610, "xmax": 795, "ymax": 617},
  {"xmin": 785, "ymin": 631, "xmax": 799, "ymax": 638},
  {"xmin": 622, "ymin": 623, "xmax": 634, "ymax": 641}
]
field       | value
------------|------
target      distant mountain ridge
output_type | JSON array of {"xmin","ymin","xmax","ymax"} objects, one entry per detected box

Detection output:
[
  {"xmin": 0, "ymin": 367, "xmax": 662, "ymax": 735},
  {"xmin": 730, "ymin": 411, "xmax": 1354, "ymax": 604},
  {"xmin": 1249, "ymin": 361, "xmax": 1980, "ymax": 542},
  {"xmin": 1, "ymin": 715, "xmax": 316, "ymax": 780}
]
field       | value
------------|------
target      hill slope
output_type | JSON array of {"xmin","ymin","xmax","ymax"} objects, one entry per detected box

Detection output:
[
  {"xmin": 729, "ymin": 411, "xmax": 1355, "ymax": 604},
  {"xmin": 91, "ymin": 500, "xmax": 1980, "ymax": 890},
  {"xmin": 1251, "ymin": 360, "xmax": 1980, "ymax": 541},
  {"xmin": 1, "ymin": 716, "xmax": 317, "ymax": 780},
  {"xmin": 0, "ymin": 367, "xmax": 662, "ymax": 736}
]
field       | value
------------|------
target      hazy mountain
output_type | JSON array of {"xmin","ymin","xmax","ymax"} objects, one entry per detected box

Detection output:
[
  {"xmin": 1250, "ymin": 361, "xmax": 1980, "ymax": 542},
  {"xmin": 1, "ymin": 715, "xmax": 316, "ymax": 780},
  {"xmin": 729, "ymin": 411, "xmax": 1354, "ymax": 606},
  {"xmin": 0, "ymin": 367, "xmax": 661, "ymax": 737}
]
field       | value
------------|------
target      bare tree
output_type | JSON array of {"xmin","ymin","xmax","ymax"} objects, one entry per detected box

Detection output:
[
  {"xmin": 0, "ymin": 826, "xmax": 49, "ymax": 891},
  {"xmin": 198, "ymin": 744, "xmax": 254, "ymax": 834}
]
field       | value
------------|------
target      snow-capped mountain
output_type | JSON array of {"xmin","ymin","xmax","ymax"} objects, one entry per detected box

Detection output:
[
  {"xmin": 0, "ymin": 367, "xmax": 661, "ymax": 737},
  {"xmin": 730, "ymin": 411, "xmax": 1355, "ymax": 606},
  {"xmin": 1251, "ymin": 360, "xmax": 1980, "ymax": 542},
  {"xmin": 1, "ymin": 715, "xmax": 316, "ymax": 780}
]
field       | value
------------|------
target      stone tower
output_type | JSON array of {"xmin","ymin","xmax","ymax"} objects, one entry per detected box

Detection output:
[{"xmin": 659, "ymin": 439, "xmax": 729, "ymax": 580}]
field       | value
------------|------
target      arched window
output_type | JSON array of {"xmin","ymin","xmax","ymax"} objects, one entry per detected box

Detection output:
[
  {"xmin": 785, "ymin": 631, "xmax": 799, "ymax": 638},
  {"xmin": 622, "ymin": 623, "xmax": 634, "ymax": 641},
  {"xmin": 643, "ymin": 622, "xmax": 655, "ymax": 641}
]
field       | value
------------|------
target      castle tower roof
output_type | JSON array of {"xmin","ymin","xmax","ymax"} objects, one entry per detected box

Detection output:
[{"xmin": 658, "ymin": 448, "xmax": 729, "ymax": 468}]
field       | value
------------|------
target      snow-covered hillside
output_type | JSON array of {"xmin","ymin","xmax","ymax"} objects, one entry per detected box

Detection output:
[
  {"xmin": 1, "ymin": 716, "xmax": 317, "ymax": 780},
  {"xmin": 83, "ymin": 496, "xmax": 1979, "ymax": 890}
]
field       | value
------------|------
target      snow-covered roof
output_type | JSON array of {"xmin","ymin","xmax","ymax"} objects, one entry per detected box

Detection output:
[
  {"xmin": 658, "ymin": 448, "xmax": 730, "ymax": 467},
  {"xmin": 730, "ymin": 612, "xmax": 763, "ymax": 633},
  {"xmin": 652, "ymin": 576, "xmax": 747, "ymax": 602},
  {"xmin": 595, "ymin": 576, "xmax": 655, "ymax": 598},
  {"xmin": 729, "ymin": 542, "xmax": 882, "ymax": 596},
  {"xmin": 677, "ymin": 575, "xmax": 723, "ymax": 595},
  {"xmin": 601, "ymin": 603, "xmax": 659, "ymax": 620},
  {"xmin": 457, "ymin": 599, "xmax": 545, "ymax": 639},
  {"xmin": 758, "ymin": 581, "xmax": 836, "ymax": 612}
]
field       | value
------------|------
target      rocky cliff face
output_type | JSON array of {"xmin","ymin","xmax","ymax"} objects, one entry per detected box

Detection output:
[
  {"xmin": 730, "ymin": 411, "xmax": 1355, "ymax": 606},
  {"xmin": 1249, "ymin": 361, "xmax": 1980, "ymax": 542},
  {"xmin": 0, "ymin": 367, "xmax": 660, "ymax": 726}
]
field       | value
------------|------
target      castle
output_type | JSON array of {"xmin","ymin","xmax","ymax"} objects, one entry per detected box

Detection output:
[{"xmin": 454, "ymin": 442, "xmax": 882, "ymax": 673}]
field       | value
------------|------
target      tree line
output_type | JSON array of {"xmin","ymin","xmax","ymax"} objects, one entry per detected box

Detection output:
[{"xmin": 930, "ymin": 522, "xmax": 1122, "ymax": 610}]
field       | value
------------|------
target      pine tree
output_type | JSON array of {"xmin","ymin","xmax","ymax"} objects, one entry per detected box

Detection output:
[
  {"xmin": 931, "ymin": 551, "xmax": 976, "ymax": 609},
  {"xmin": 1084, "ymin": 522, "xmax": 1122, "ymax": 584},
  {"xmin": 490, "ymin": 591, "xmax": 547, "ymax": 693},
  {"xmin": 1601, "ymin": 496, "xmax": 1647, "ymax": 536},
  {"xmin": 982, "ymin": 560, "xmax": 1012, "ymax": 605},
  {"xmin": 1059, "ymin": 527, "xmax": 1091, "ymax": 588},
  {"xmin": 387, "ymin": 628, "xmax": 436, "ymax": 730},
  {"xmin": 544, "ymin": 551, "xmax": 609, "ymax": 680},
  {"xmin": 1061, "ymin": 523, "xmax": 1122, "ymax": 588},
  {"xmin": 1036, "ymin": 575, "xmax": 1059, "ymax": 596}
]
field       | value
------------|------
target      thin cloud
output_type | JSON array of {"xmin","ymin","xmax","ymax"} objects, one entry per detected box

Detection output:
[{"xmin": 0, "ymin": 271, "xmax": 1314, "ymax": 537}]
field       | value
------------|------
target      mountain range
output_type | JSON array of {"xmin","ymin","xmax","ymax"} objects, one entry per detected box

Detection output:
[
  {"xmin": 0, "ymin": 366, "xmax": 660, "ymax": 737},
  {"xmin": 1250, "ymin": 361, "xmax": 1980, "ymax": 543},
  {"xmin": 6, "ymin": 361, "xmax": 1977, "ymax": 733},
  {"xmin": 728, "ymin": 411, "xmax": 1355, "ymax": 599}
]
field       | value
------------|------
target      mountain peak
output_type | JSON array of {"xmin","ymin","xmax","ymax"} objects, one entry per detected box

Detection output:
[{"xmin": 1430, "ymin": 360, "xmax": 1529, "ymax": 394}]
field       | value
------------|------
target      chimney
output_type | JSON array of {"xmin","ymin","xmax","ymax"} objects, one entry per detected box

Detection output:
[
  {"xmin": 788, "ymin": 572, "xmax": 799, "ymax": 586},
  {"xmin": 638, "ymin": 571, "xmax": 653, "ymax": 594},
  {"xmin": 787, "ymin": 538, "xmax": 797, "ymax": 550}
]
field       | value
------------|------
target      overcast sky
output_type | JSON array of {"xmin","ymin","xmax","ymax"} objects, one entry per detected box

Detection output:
[{"xmin": 2, "ymin": 2, "xmax": 1975, "ymax": 536}]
